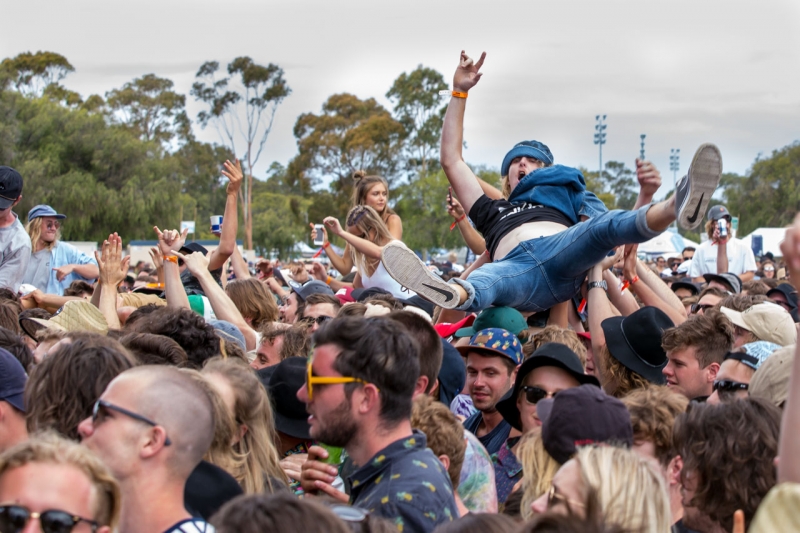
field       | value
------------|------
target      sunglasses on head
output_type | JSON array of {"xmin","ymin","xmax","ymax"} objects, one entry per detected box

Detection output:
[
  {"xmin": 713, "ymin": 379, "xmax": 749, "ymax": 397},
  {"xmin": 520, "ymin": 385, "xmax": 556, "ymax": 405},
  {"xmin": 0, "ymin": 504, "xmax": 99, "ymax": 533}
]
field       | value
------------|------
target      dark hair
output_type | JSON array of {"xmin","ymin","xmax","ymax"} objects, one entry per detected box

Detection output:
[
  {"xmin": 24, "ymin": 334, "xmax": 135, "ymax": 440},
  {"xmin": 661, "ymin": 310, "xmax": 734, "ymax": 368},
  {"xmin": 18, "ymin": 308, "xmax": 51, "ymax": 340},
  {"xmin": 64, "ymin": 280, "xmax": 94, "ymax": 297},
  {"xmin": 278, "ymin": 324, "xmax": 312, "ymax": 361},
  {"xmin": 300, "ymin": 293, "xmax": 342, "ymax": 319},
  {"xmin": 129, "ymin": 307, "xmax": 220, "ymax": 369},
  {"xmin": 0, "ymin": 302, "xmax": 20, "ymax": 335},
  {"xmin": 0, "ymin": 326, "xmax": 33, "ymax": 372},
  {"xmin": 387, "ymin": 311, "xmax": 443, "ymax": 395},
  {"xmin": 337, "ymin": 303, "xmax": 367, "ymax": 317},
  {"xmin": 0, "ymin": 288, "xmax": 20, "ymax": 304},
  {"xmin": 119, "ymin": 332, "xmax": 188, "ymax": 366},
  {"xmin": 432, "ymin": 513, "xmax": 517, "ymax": 533},
  {"xmin": 742, "ymin": 280, "xmax": 770, "ymax": 296},
  {"xmin": 123, "ymin": 303, "xmax": 161, "ymax": 329},
  {"xmin": 313, "ymin": 317, "xmax": 419, "ymax": 426},
  {"xmin": 211, "ymin": 493, "xmax": 351, "ymax": 533},
  {"xmin": 718, "ymin": 293, "xmax": 768, "ymax": 312},
  {"xmin": 673, "ymin": 397, "xmax": 780, "ymax": 531}
]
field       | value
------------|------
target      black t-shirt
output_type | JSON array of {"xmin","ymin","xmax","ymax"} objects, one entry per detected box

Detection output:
[{"xmin": 469, "ymin": 195, "xmax": 573, "ymax": 259}]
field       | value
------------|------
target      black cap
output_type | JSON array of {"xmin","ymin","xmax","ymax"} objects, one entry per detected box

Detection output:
[
  {"xmin": 539, "ymin": 384, "xmax": 633, "ymax": 465},
  {"xmin": 496, "ymin": 343, "xmax": 599, "ymax": 431},
  {"xmin": 0, "ymin": 167, "xmax": 23, "ymax": 210},
  {"xmin": 601, "ymin": 306, "xmax": 673, "ymax": 384},
  {"xmin": 180, "ymin": 242, "xmax": 209, "ymax": 256},
  {"xmin": 288, "ymin": 280, "xmax": 334, "ymax": 302},
  {"xmin": 703, "ymin": 272, "xmax": 742, "ymax": 294},
  {"xmin": 671, "ymin": 280, "xmax": 700, "ymax": 297},
  {"xmin": 263, "ymin": 357, "xmax": 311, "ymax": 440},
  {"xmin": 351, "ymin": 287, "xmax": 391, "ymax": 302},
  {"xmin": 0, "ymin": 348, "xmax": 27, "ymax": 412},
  {"xmin": 438, "ymin": 339, "xmax": 466, "ymax": 407}
]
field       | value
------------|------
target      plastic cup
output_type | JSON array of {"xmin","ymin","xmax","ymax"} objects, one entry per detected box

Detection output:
[
  {"xmin": 210, "ymin": 215, "xmax": 223, "ymax": 233},
  {"xmin": 318, "ymin": 443, "xmax": 343, "ymax": 465}
]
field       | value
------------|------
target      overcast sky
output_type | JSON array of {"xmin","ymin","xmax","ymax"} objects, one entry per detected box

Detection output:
[{"xmin": 3, "ymin": 0, "xmax": 800, "ymax": 196}]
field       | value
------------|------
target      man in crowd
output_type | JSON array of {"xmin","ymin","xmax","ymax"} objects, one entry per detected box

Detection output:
[
  {"xmin": 298, "ymin": 293, "xmax": 341, "ymax": 332},
  {"xmin": 662, "ymin": 310, "xmax": 734, "ymax": 400},
  {"xmin": 278, "ymin": 280, "xmax": 335, "ymax": 324},
  {"xmin": 298, "ymin": 316, "xmax": 458, "ymax": 532},
  {"xmin": 78, "ymin": 366, "xmax": 215, "ymax": 533},
  {"xmin": 251, "ymin": 322, "xmax": 291, "ymax": 370},
  {"xmin": 23, "ymin": 205, "xmax": 99, "ymax": 296},
  {"xmin": 0, "ymin": 348, "xmax": 28, "ymax": 453},
  {"xmin": 459, "ymin": 328, "xmax": 522, "ymax": 455},
  {"xmin": 0, "ymin": 432, "xmax": 120, "ymax": 533},
  {"xmin": 690, "ymin": 205, "xmax": 756, "ymax": 282},
  {"xmin": 0, "ymin": 166, "xmax": 31, "ymax": 292}
]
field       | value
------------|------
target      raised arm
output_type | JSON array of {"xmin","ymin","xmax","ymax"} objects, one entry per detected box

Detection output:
[
  {"xmin": 208, "ymin": 159, "xmax": 242, "ymax": 271},
  {"xmin": 154, "ymin": 226, "xmax": 191, "ymax": 311},
  {"xmin": 440, "ymin": 51, "xmax": 488, "ymax": 214},
  {"xmin": 230, "ymin": 246, "xmax": 252, "ymax": 280},
  {"xmin": 624, "ymin": 245, "xmax": 687, "ymax": 325},
  {"xmin": 94, "ymin": 233, "xmax": 130, "ymax": 330},
  {"xmin": 632, "ymin": 159, "xmax": 662, "ymax": 210},
  {"xmin": 312, "ymin": 223, "xmax": 354, "ymax": 276},
  {"xmin": 323, "ymin": 217, "xmax": 383, "ymax": 260},
  {"xmin": 587, "ymin": 248, "xmax": 624, "ymax": 356}
]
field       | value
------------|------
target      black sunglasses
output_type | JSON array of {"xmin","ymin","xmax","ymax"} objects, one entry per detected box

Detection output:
[
  {"xmin": 92, "ymin": 399, "xmax": 172, "ymax": 446},
  {"xmin": 520, "ymin": 385, "xmax": 556, "ymax": 405},
  {"xmin": 301, "ymin": 315, "xmax": 332, "ymax": 326},
  {"xmin": 690, "ymin": 303, "xmax": 714, "ymax": 314},
  {"xmin": 0, "ymin": 505, "xmax": 98, "ymax": 533},
  {"xmin": 713, "ymin": 380, "xmax": 749, "ymax": 397}
]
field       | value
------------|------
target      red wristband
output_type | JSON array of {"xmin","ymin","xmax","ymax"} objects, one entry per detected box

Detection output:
[
  {"xmin": 449, "ymin": 215, "xmax": 466, "ymax": 231},
  {"xmin": 322, "ymin": 242, "xmax": 330, "ymax": 249}
]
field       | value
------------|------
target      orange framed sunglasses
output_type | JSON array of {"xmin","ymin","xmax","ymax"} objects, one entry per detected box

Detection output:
[{"xmin": 305, "ymin": 359, "xmax": 375, "ymax": 401}]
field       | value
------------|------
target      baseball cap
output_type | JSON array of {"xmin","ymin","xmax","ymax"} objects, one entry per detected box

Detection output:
[
  {"xmin": 723, "ymin": 341, "xmax": 782, "ymax": 371},
  {"xmin": 0, "ymin": 167, "xmax": 23, "ymax": 210},
  {"xmin": 767, "ymin": 284, "xmax": 798, "ymax": 310},
  {"xmin": 263, "ymin": 357, "xmax": 311, "ymax": 440},
  {"xmin": 749, "ymin": 344, "xmax": 794, "ymax": 408},
  {"xmin": 496, "ymin": 343, "xmax": 599, "ymax": 430},
  {"xmin": 0, "ymin": 348, "xmax": 27, "ymax": 412},
  {"xmin": 27, "ymin": 204, "xmax": 66, "ymax": 221},
  {"xmin": 501, "ymin": 140, "xmax": 554, "ymax": 177},
  {"xmin": 434, "ymin": 314, "xmax": 475, "ymax": 338},
  {"xmin": 288, "ymin": 280, "xmax": 334, "ymax": 301},
  {"xmin": 720, "ymin": 303, "xmax": 797, "ymax": 346},
  {"xmin": 456, "ymin": 327, "xmax": 523, "ymax": 366},
  {"xmin": 180, "ymin": 242, "xmax": 209, "ymax": 256},
  {"xmin": 539, "ymin": 384, "xmax": 633, "ymax": 464},
  {"xmin": 707, "ymin": 205, "xmax": 731, "ymax": 221},
  {"xmin": 455, "ymin": 306, "xmax": 527, "ymax": 338},
  {"xmin": 208, "ymin": 320, "xmax": 246, "ymax": 352},
  {"xmin": 703, "ymin": 272, "xmax": 742, "ymax": 294}
]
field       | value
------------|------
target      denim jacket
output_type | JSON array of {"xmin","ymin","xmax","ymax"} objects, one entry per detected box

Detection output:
[{"xmin": 507, "ymin": 164, "xmax": 608, "ymax": 224}]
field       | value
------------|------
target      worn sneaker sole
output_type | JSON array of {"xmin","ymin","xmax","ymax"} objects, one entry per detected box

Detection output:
[
  {"xmin": 677, "ymin": 143, "xmax": 722, "ymax": 230},
  {"xmin": 381, "ymin": 242, "xmax": 461, "ymax": 309}
]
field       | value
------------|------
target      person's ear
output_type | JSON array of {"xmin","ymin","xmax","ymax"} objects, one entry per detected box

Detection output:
[
  {"xmin": 427, "ymin": 379, "xmax": 440, "ymax": 399},
  {"xmin": 413, "ymin": 376, "xmax": 429, "ymax": 399},
  {"xmin": 357, "ymin": 384, "xmax": 380, "ymax": 415},
  {"xmin": 140, "ymin": 426, "xmax": 170, "ymax": 459},
  {"xmin": 706, "ymin": 362, "xmax": 720, "ymax": 383},
  {"xmin": 667, "ymin": 455, "xmax": 683, "ymax": 487},
  {"xmin": 437, "ymin": 454, "xmax": 450, "ymax": 472}
]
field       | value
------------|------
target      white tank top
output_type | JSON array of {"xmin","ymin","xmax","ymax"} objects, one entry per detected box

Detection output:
[{"xmin": 361, "ymin": 257, "xmax": 417, "ymax": 299}]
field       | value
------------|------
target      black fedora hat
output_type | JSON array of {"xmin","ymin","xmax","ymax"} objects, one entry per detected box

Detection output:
[
  {"xmin": 601, "ymin": 307, "xmax": 674, "ymax": 385},
  {"xmin": 670, "ymin": 279, "xmax": 700, "ymax": 297},
  {"xmin": 497, "ymin": 343, "xmax": 599, "ymax": 431},
  {"xmin": 261, "ymin": 357, "xmax": 311, "ymax": 440}
]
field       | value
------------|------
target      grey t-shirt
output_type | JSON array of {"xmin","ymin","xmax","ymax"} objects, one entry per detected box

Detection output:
[
  {"xmin": 0, "ymin": 213, "xmax": 32, "ymax": 292},
  {"xmin": 22, "ymin": 248, "xmax": 51, "ymax": 291}
]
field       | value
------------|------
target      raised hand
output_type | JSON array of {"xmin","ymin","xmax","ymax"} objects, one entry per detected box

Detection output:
[
  {"xmin": 323, "ymin": 216, "xmax": 344, "ymax": 236},
  {"xmin": 154, "ymin": 226, "xmax": 188, "ymax": 256},
  {"xmin": 222, "ymin": 159, "xmax": 243, "ymax": 195},
  {"xmin": 447, "ymin": 187, "xmax": 466, "ymax": 219},
  {"xmin": 781, "ymin": 213, "xmax": 800, "ymax": 284},
  {"xmin": 600, "ymin": 246, "xmax": 624, "ymax": 271},
  {"xmin": 176, "ymin": 250, "xmax": 209, "ymax": 276},
  {"xmin": 623, "ymin": 244, "xmax": 639, "ymax": 281},
  {"xmin": 310, "ymin": 262, "xmax": 327, "ymax": 282},
  {"xmin": 290, "ymin": 262, "xmax": 309, "ymax": 284},
  {"xmin": 95, "ymin": 233, "xmax": 131, "ymax": 287},
  {"xmin": 635, "ymin": 159, "xmax": 662, "ymax": 198},
  {"xmin": 149, "ymin": 247, "xmax": 163, "ymax": 271},
  {"xmin": 310, "ymin": 223, "xmax": 328, "ymax": 244},
  {"xmin": 453, "ymin": 50, "xmax": 487, "ymax": 93}
]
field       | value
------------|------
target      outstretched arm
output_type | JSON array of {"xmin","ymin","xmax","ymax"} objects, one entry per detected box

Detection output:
[
  {"xmin": 440, "ymin": 51, "xmax": 488, "ymax": 214},
  {"xmin": 587, "ymin": 248, "xmax": 624, "ymax": 356},
  {"xmin": 624, "ymin": 245, "xmax": 687, "ymax": 325},
  {"xmin": 312, "ymin": 223, "xmax": 354, "ymax": 276},
  {"xmin": 633, "ymin": 159, "xmax": 662, "ymax": 210},
  {"xmin": 208, "ymin": 159, "xmax": 242, "ymax": 271},
  {"xmin": 323, "ymin": 217, "xmax": 384, "ymax": 260}
]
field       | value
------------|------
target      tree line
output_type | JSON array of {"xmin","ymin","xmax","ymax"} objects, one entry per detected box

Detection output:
[{"xmin": 1, "ymin": 51, "xmax": 796, "ymax": 257}]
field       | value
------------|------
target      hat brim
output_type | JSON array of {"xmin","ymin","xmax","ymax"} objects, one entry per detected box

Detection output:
[
  {"xmin": 27, "ymin": 317, "xmax": 65, "ymax": 333},
  {"xmin": 671, "ymin": 282, "xmax": 699, "ymax": 296},
  {"xmin": 454, "ymin": 326, "xmax": 476, "ymax": 338},
  {"xmin": 719, "ymin": 307, "xmax": 748, "ymax": 330},
  {"xmin": 601, "ymin": 316, "xmax": 667, "ymax": 384},
  {"xmin": 272, "ymin": 410, "xmax": 311, "ymax": 440},
  {"xmin": 497, "ymin": 356, "xmax": 599, "ymax": 430},
  {"xmin": 0, "ymin": 197, "xmax": 15, "ymax": 210},
  {"xmin": 2, "ymin": 392, "xmax": 25, "ymax": 413}
]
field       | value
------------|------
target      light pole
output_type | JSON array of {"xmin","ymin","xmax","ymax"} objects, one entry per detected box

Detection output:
[
  {"xmin": 640, "ymin": 134, "xmax": 646, "ymax": 161},
  {"xmin": 594, "ymin": 115, "xmax": 607, "ymax": 179},
  {"xmin": 669, "ymin": 149, "xmax": 680, "ymax": 191}
]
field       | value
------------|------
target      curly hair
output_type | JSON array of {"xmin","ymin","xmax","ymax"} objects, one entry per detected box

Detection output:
[
  {"xmin": 225, "ymin": 278, "xmax": 279, "ymax": 329},
  {"xmin": 524, "ymin": 326, "xmax": 587, "ymax": 367},
  {"xmin": 742, "ymin": 280, "xmax": 770, "ymax": 296},
  {"xmin": 123, "ymin": 303, "xmax": 161, "ymax": 329},
  {"xmin": 598, "ymin": 345, "xmax": 652, "ymax": 398},
  {"xmin": 621, "ymin": 386, "xmax": 688, "ymax": 467},
  {"xmin": 129, "ymin": 307, "xmax": 220, "ymax": 369},
  {"xmin": 278, "ymin": 324, "xmax": 312, "ymax": 361},
  {"xmin": 410, "ymin": 395, "xmax": 465, "ymax": 489},
  {"xmin": 673, "ymin": 397, "xmax": 780, "ymax": 531},
  {"xmin": 64, "ymin": 280, "xmax": 94, "ymax": 297},
  {"xmin": 24, "ymin": 333, "xmax": 135, "ymax": 440},
  {"xmin": 119, "ymin": 332, "xmax": 188, "ymax": 366},
  {"xmin": 662, "ymin": 309, "xmax": 734, "ymax": 368}
]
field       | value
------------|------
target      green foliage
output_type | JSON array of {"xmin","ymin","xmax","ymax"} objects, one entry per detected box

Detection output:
[
  {"xmin": 723, "ymin": 143, "xmax": 800, "ymax": 234},
  {"xmin": 1, "ymin": 51, "xmax": 74, "ymax": 97}
]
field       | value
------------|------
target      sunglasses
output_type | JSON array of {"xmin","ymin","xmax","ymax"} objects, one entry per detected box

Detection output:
[
  {"xmin": 690, "ymin": 303, "xmax": 714, "ymax": 314},
  {"xmin": 521, "ymin": 385, "xmax": 556, "ymax": 405},
  {"xmin": 301, "ymin": 315, "xmax": 333, "ymax": 327},
  {"xmin": 92, "ymin": 399, "xmax": 172, "ymax": 446},
  {"xmin": 713, "ymin": 379, "xmax": 749, "ymax": 398},
  {"xmin": 0, "ymin": 505, "xmax": 98, "ymax": 533},
  {"xmin": 305, "ymin": 360, "xmax": 375, "ymax": 402},
  {"xmin": 45, "ymin": 221, "xmax": 61, "ymax": 230},
  {"xmin": 546, "ymin": 485, "xmax": 585, "ymax": 510}
]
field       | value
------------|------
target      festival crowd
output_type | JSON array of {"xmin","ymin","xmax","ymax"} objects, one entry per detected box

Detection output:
[{"xmin": 0, "ymin": 51, "xmax": 798, "ymax": 533}]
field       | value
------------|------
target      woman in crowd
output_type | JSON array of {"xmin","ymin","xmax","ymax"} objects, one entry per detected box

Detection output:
[
  {"xmin": 322, "ymin": 205, "xmax": 413, "ymax": 299},
  {"xmin": 314, "ymin": 171, "xmax": 403, "ymax": 277},
  {"xmin": 201, "ymin": 358, "xmax": 288, "ymax": 494},
  {"xmin": 225, "ymin": 277, "xmax": 279, "ymax": 330}
]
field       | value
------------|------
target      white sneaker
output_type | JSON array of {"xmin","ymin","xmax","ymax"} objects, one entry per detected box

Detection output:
[
  {"xmin": 675, "ymin": 143, "xmax": 722, "ymax": 230},
  {"xmin": 381, "ymin": 242, "xmax": 461, "ymax": 309}
]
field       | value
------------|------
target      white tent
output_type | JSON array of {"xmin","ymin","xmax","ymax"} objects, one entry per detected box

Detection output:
[
  {"xmin": 740, "ymin": 227, "xmax": 787, "ymax": 257},
  {"xmin": 637, "ymin": 230, "xmax": 699, "ymax": 258}
]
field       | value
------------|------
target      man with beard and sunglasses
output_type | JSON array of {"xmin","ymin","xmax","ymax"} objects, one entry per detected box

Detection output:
[{"xmin": 298, "ymin": 316, "xmax": 457, "ymax": 532}]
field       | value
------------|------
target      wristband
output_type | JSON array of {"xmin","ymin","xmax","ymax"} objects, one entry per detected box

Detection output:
[
  {"xmin": 325, "ymin": 276, "xmax": 332, "ymax": 286},
  {"xmin": 629, "ymin": 275, "xmax": 639, "ymax": 284},
  {"xmin": 449, "ymin": 214, "xmax": 467, "ymax": 231},
  {"xmin": 322, "ymin": 242, "xmax": 331, "ymax": 249},
  {"xmin": 451, "ymin": 90, "xmax": 468, "ymax": 99},
  {"xmin": 163, "ymin": 255, "xmax": 178, "ymax": 264}
]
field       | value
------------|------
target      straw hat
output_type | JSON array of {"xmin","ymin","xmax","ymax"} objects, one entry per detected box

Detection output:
[{"xmin": 26, "ymin": 300, "xmax": 109, "ymax": 335}]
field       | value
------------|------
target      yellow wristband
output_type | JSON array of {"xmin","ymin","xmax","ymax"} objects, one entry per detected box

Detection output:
[
  {"xmin": 164, "ymin": 255, "xmax": 178, "ymax": 264},
  {"xmin": 452, "ymin": 90, "xmax": 468, "ymax": 99}
]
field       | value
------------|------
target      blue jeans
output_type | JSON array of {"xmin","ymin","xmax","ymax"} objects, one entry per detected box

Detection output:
[{"xmin": 451, "ymin": 206, "xmax": 661, "ymax": 312}]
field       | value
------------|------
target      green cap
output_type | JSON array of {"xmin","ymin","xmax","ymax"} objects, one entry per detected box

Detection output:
[{"xmin": 454, "ymin": 306, "xmax": 527, "ymax": 338}]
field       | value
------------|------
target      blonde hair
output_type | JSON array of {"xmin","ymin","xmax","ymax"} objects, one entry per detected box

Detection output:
[
  {"xmin": 345, "ymin": 205, "xmax": 394, "ymax": 277},
  {"xmin": 599, "ymin": 345, "xmax": 652, "ymax": 398},
  {"xmin": 352, "ymin": 170, "xmax": 396, "ymax": 222},
  {"xmin": 500, "ymin": 159, "xmax": 553, "ymax": 199},
  {"xmin": 225, "ymin": 278, "xmax": 279, "ymax": 328},
  {"xmin": 523, "ymin": 326, "xmax": 587, "ymax": 367},
  {"xmin": 202, "ymin": 358, "xmax": 287, "ymax": 494},
  {"xmin": 519, "ymin": 428, "xmax": 561, "ymax": 521},
  {"xmin": 25, "ymin": 217, "xmax": 61, "ymax": 251},
  {"xmin": 576, "ymin": 445, "xmax": 671, "ymax": 533},
  {"xmin": 0, "ymin": 431, "xmax": 120, "ymax": 530}
]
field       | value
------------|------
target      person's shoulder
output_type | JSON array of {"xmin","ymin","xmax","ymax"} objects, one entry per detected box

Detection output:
[{"xmin": 162, "ymin": 518, "xmax": 215, "ymax": 533}]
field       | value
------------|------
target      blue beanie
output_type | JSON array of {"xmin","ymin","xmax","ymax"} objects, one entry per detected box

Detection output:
[{"xmin": 501, "ymin": 140, "xmax": 554, "ymax": 177}]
